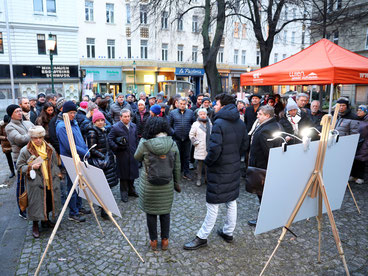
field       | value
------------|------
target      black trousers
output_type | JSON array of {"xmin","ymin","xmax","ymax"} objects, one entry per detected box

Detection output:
[
  {"xmin": 175, "ymin": 139, "xmax": 191, "ymax": 175},
  {"xmin": 146, "ymin": 213, "xmax": 170, "ymax": 241},
  {"xmin": 120, "ymin": 179, "xmax": 135, "ymax": 194},
  {"xmin": 5, "ymin": 152, "xmax": 14, "ymax": 174}
]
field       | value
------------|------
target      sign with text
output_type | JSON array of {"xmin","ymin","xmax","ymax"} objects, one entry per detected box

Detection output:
[
  {"xmin": 85, "ymin": 67, "xmax": 122, "ymax": 82},
  {"xmin": 175, "ymin": 67, "xmax": 204, "ymax": 76}
]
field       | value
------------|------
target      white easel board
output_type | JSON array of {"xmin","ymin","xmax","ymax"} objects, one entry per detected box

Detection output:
[
  {"xmin": 61, "ymin": 155, "xmax": 122, "ymax": 218},
  {"xmin": 255, "ymin": 134, "xmax": 359, "ymax": 235}
]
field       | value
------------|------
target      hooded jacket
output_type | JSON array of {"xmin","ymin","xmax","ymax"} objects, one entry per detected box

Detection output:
[
  {"xmin": 134, "ymin": 135, "xmax": 181, "ymax": 215},
  {"xmin": 204, "ymin": 104, "xmax": 248, "ymax": 204}
]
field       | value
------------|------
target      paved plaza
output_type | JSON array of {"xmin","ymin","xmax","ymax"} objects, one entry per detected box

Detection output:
[{"xmin": 0, "ymin": 150, "xmax": 367, "ymax": 275}]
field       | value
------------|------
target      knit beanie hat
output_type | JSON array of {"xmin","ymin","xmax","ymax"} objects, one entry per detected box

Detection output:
[
  {"xmin": 286, "ymin": 97, "xmax": 298, "ymax": 112},
  {"xmin": 62, "ymin": 101, "xmax": 77, "ymax": 113},
  {"xmin": 150, "ymin": 104, "xmax": 161, "ymax": 115},
  {"xmin": 358, "ymin": 105, "xmax": 368, "ymax": 113},
  {"xmin": 137, "ymin": 100, "xmax": 146, "ymax": 106},
  {"xmin": 336, "ymin": 97, "xmax": 349, "ymax": 107},
  {"xmin": 6, "ymin": 104, "xmax": 20, "ymax": 117},
  {"xmin": 92, "ymin": 110, "xmax": 105, "ymax": 123},
  {"xmin": 80, "ymin": 101, "xmax": 88, "ymax": 110},
  {"xmin": 202, "ymin": 97, "xmax": 211, "ymax": 103},
  {"xmin": 37, "ymin": 93, "xmax": 46, "ymax": 99},
  {"xmin": 56, "ymin": 97, "xmax": 65, "ymax": 110}
]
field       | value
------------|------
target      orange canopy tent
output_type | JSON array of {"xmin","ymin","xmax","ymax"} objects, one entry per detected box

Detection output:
[{"xmin": 240, "ymin": 39, "xmax": 368, "ymax": 112}]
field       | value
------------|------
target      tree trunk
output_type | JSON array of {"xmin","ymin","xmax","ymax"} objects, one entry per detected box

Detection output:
[{"xmin": 201, "ymin": 0, "xmax": 225, "ymax": 98}]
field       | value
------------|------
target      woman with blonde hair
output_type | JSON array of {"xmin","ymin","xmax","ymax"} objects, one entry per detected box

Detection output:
[{"xmin": 16, "ymin": 126, "xmax": 61, "ymax": 238}]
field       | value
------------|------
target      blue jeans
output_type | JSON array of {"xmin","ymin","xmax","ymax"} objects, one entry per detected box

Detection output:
[
  {"xmin": 15, "ymin": 162, "xmax": 26, "ymax": 216},
  {"xmin": 66, "ymin": 173, "xmax": 82, "ymax": 216}
]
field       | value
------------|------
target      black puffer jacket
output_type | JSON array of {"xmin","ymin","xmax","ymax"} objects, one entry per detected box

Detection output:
[
  {"xmin": 132, "ymin": 109, "xmax": 150, "ymax": 138},
  {"xmin": 204, "ymin": 104, "xmax": 248, "ymax": 204},
  {"xmin": 169, "ymin": 108, "xmax": 195, "ymax": 141},
  {"xmin": 86, "ymin": 124, "xmax": 118, "ymax": 188}
]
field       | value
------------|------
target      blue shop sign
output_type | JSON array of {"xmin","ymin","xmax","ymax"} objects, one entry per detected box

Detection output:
[
  {"xmin": 175, "ymin": 67, "xmax": 204, "ymax": 76},
  {"xmin": 84, "ymin": 67, "xmax": 122, "ymax": 81}
]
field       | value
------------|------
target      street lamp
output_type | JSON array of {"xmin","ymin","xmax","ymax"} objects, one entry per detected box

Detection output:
[
  {"xmin": 132, "ymin": 60, "xmax": 137, "ymax": 92},
  {"xmin": 46, "ymin": 33, "xmax": 56, "ymax": 94}
]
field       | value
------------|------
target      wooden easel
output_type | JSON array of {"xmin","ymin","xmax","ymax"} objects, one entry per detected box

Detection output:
[
  {"xmin": 259, "ymin": 111, "xmax": 350, "ymax": 276},
  {"xmin": 35, "ymin": 114, "xmax": 144, "ymax": 276}
]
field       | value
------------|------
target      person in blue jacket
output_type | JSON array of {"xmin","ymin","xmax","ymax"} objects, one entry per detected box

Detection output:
[{"xmin": 56, "ymin": 101, "xmax": 91, "ymax": 222}]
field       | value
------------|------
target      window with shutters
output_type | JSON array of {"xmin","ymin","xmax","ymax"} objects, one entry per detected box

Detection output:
[
  {"xmin": 126, "ymin": 27, "xmax": 131, "ymax": 37},
  {"xmin": 140, "ymin": 27, "xmax": 149, "ymax": 38}
]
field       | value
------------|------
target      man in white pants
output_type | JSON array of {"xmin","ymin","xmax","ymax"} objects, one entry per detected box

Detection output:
[{"xmin": 183, "ymin": 93, "xmax": 248, "ymax": 250}]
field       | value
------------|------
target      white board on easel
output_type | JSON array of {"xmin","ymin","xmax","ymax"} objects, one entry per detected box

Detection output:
[
  {"xmin": 255, "ymin": 134, "xmax": 359, "ymax": 235},
  {"xmin": 61, "ymin": 155, "xmax": 122, "ymax": 218}
]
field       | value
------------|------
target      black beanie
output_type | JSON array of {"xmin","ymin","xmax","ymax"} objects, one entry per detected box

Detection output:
[
  {"xmin": 38, "ymin": 93, "xmax": 46, "ymax": 99},
  {"xmin": 336, "ymin": 97, "xmax": 349, "ymax": 107},
  {"xmin": 6, "ymin": 104, "xmax": 20, "ymax": 117},
  {"xmin": 62, "ymin": 101, "xmax": 77, "ymax": 113}
]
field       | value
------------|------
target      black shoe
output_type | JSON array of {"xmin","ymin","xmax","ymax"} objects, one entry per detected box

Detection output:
[
  {"xmin": 183, "ymin": 236, "xmax": 207, "ymax": 250},
  {"xmin": 41, "ymin": 220, "xmax": 55, "ymax": 228},
  {"xmin": 68, "ymin": 214, "xmax": 86, "ymax": 222},
  {"xmin": 121, "ymin": 192, "xmax": 128, "ymax": 202},
  {"xmin": 79, "ymin": 207, "xmax": 91, "ymax": 215},
  {"xmin": 19, "ymin": 212, "xmax": 27, "ymax": 220},
  {"xmin": 248, "ymin": 219, "xmax": 257, "ymax": 227},
  {"xmin": 9, "ymin": 172, "xmax": 15, "ymax": 178},
  {"xmin": 217, "ymin": 229, "xmax": 234, "ymax": 243},
  {"xmin": 128, "ymin": 191, "xmax": 139, "ymax": 197}
]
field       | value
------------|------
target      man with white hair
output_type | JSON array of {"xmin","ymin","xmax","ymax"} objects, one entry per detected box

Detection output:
[
  {"xmin": 310, "ymin": 100, "xmax": 326, "ymax": 132},
  {"xmin": 296, "ymin": 93, "xmax": 311, "ymax": 116}
]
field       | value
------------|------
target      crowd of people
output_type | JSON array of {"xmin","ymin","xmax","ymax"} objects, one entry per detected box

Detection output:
[{"xmin": 1, "ymin": 89, "xmax": 366, "ymax": 250}]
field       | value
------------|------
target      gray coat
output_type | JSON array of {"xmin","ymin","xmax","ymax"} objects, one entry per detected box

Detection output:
[
  {"xmin": 335, "ymin": 109, "xmax": 360, "ymax": 136},
  {"xmin": 109, "ymin": 101, "xmax": 132, "ymax": 123},
  {"xmin": 16, "ymin": 142, "xmax": 61, "ymax": 221},
  {"xmin": 5, "ymin": 119, "xmax": 34, "ymax": 160}
]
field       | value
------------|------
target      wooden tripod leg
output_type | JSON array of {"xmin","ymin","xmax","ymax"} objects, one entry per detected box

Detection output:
[
  {"xmin": 79, "ymin": 175, "xmax": 145, "ymax": 263},
  {"xmin": 79, "ymin": 181, "xmax": 104, "ymax": 235},
  {"xmin": 34, "ymin": 176, "xmax": 80, "ymax": 276},
  {"xmin": 259, "ymin": 173, "xmax": 317, "ymax": 276},
  {"xmin": 347, "ymin": 183, "xmax": 361, "ymax": 214},
  {"xmin": 317, "ymin": 173, "xmax": 350, "ymax": 276},
  {"xmin": 317, "ymin": 190, "xmax": 323, "ymax": 263}
]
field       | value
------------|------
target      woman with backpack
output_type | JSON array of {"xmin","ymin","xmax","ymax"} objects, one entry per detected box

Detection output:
[
  {"xmin": 86, "ymin": 110, "xmax": 118, "ymax": 219},
  {"xmin": 134, "ymin": 117, "xmax": 181, "ymax": 251}
]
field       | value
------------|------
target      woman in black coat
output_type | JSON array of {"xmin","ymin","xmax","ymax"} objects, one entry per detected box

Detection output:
[
  {"xmin": 132, "ymin": 100, "xmax": 150, "ymax": 139},
  {"xmin": 86, "ymin": 110, "xmax": 118, "ymax": 219},
  {"xmin": 108, "ymin": 109, "xmax": 139, "ymax": 203}
]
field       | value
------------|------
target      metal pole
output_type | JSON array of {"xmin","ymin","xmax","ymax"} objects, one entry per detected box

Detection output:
[
  {"xmin": 133, "ymin": 67, "xmax": 136, "ymax": 91},
  {"xmin": 328, "ymin": 83, "xmax": 334, "ymax": 114},
  {"xmin": 4, "ymin": 0, "xmax": 15, "ymax": 104},
  {"xmin": 50, "ymin": 52, "xmax": 54, "ymax": 93}
]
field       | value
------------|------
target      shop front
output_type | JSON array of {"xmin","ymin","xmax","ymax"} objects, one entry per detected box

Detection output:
[
  {"xmin": 175, "ymin": 67, "xmax": 204, "ymax": 95},
  {"xmin": 0, "ymin": 64, "xmax": 79, "ymax": 111},
  {"xmin": 82, "ymin": 66, "xmax": 122, "ymax": 97}
]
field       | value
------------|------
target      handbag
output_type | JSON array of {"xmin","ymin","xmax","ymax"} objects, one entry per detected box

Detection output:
[
  {"xmin": 18, "ymin": 169, "xmax": 28, "ymax": 212},
  {"xmin": 245, "ymin": 166, "xmax": 267, "ymax": 197}
]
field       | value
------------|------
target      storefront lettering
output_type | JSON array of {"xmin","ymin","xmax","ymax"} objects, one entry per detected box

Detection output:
[
  {"xmin": 176, "ymin": 67, "xmax": 204, "ymax": 76},
  {"xmin": 41, "ymin": 66, "xmax": 71, "ymax": 78}
]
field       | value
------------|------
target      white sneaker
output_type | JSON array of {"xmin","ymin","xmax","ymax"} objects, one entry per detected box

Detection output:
[{"xmin": 355, "ymin": 178, "xmax": 364, "ymax": 184}]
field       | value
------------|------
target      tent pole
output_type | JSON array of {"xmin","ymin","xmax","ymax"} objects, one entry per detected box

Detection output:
[{"xmin": 328, "ymin": 83, "xmax": 334, "ymax": 114}]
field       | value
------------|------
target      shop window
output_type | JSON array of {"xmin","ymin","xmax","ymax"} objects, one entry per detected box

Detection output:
[
  {"xmin": 140, "ymin": 5, "xmax": 147, "ymax": 24},
  {"xmin": 106, "ymin": 3, "xmax": 114, "ymax": 23},
  {"xmin": 233, "ymin": 49, "xmax": 238, "ymax": 64},
  {"xmin": 85, "ymin": 1, "xmax": 94, "ymax": 21},
  {"xmin": 177, "ymin": 45, "xmax": 183, "ymax": 62},
  {"xmin": 86, "ymin": 38, "xmax": 95, "ymax": 58},
  {"xmin": 192, "ymin": 46, "xmax": 198, "ymax": 62},
  {"xmin": 241, "ymin": 50, "xmax": 246, "ymax": 65},
  {"xmin": 33, "ymin": 0, "xmax": 43, "ymax": 13},
  {"xmin": 0, "ymin": 33, "xmax": 3, "ymax": 54},
  {"xmin": 126, "ymin": 4, "xmax": 131, "ymax": 24},
  {"xmin": 127, "ymin": 39, "xmax": 131, "ymax": 59},
  {"xmin": 162, "ymin": 43, "xmax": 168, "ymax": 61},
  {"xmin": 37, "ymin": 34, "xmax": 46, "ymax": 55},
  {"xmin": 141, "ymin": 40, "xmax": 148, "ymax": 59},
  {"xmin": 47, "ymin": 0, "xmax": 56, "ymax": 13},
  {"xmin": 107, "ymin": 39, "xmax": 115, "ymax": 59},
  {"xmin": 217, "ymin": 47, "xmax": 224, "ymax": 63},
  {"xmin": 192, "ymin": 16, "xmax": 199, "ymax": 33},
  {"xmin": 161, "ymin": 11, "xmax": 168, "ymax": 29}
]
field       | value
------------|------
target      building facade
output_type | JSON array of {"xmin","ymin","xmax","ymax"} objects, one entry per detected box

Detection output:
[{"xmin": 0, "ymin": 0, "xmax": 79, "ymax": 110}]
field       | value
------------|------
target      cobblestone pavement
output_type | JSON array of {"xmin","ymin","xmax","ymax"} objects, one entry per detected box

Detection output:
[{"xmin": 6, "ymin": 166, "xmax": 368, "ymax": 276}]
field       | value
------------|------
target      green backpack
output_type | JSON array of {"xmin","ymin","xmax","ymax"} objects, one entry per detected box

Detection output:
[{"xmin": 146, "ymin": 144, "xmax": 175, "ymax": 186}]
